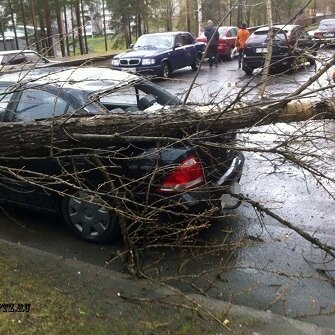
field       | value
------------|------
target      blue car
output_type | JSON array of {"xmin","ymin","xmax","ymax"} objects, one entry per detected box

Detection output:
[{"xmin": 111, "ymin": 32, "xmax": 205, "ymax": 78}]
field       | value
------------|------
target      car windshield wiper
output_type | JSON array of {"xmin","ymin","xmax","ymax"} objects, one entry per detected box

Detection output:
[
  {"xmin": 134, "ymin": 44, "xmax": 158, "ymax": 50},
  {"xmin": 142, "ymin": 45, "xmax": 157, "ymax": 50}
]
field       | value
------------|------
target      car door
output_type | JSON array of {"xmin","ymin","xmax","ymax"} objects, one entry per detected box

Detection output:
[
  {"xmin": 0, "ymin": 87, "xmax": 75, "ymax": 210},
  {"xmin": 226, "ymin": 27, "xmax": 238, "ymax": 48},
  {"xmin": 180, "ymin": 33, "xmax": 196, "ymax": 66},
  {"xmin": 169, "ymin": 34, "xmax": 188, "ymax": 70}
]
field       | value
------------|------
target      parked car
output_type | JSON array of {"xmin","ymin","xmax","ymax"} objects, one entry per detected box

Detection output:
[
  {"xmin": 196, "ymin": 26, "xmax": 239, "ymax": 61},
  {"xmin": 313, "ymin": 19, "xmax": 335, "ymax": 45},
  {"xmin": 111, "ymin": 32, "xmax": 205, "ymax": 78},
  {"xmin": 0, "ymin": 49, "xmax": 57, "ymax": 73},
  {"xmin": 242, "ymin": 24, "xmax": 318, "ymax": 75},
  {"xmin": 0, "ymin": 67, "xmax": 244, "ymax": 243}
]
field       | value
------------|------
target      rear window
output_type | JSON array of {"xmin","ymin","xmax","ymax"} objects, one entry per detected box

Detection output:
[
  {"xmin": 249, "ymin": 30, "xmax": 286, "ymax": 43},
  {"xmin": 1, "ymin": 53, "xmax": 26, "ymax": 65},
  {"xmin": 218, "ymin": 27, "xmax": 228, "ymax": 37}
]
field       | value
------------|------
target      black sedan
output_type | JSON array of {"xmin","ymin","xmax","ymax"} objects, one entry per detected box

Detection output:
[
  {"xmin": 0, "ymin": 67, "xmax": 244, "ymax": 243},
  {"xmin": 242, "ymin": 24, "xmax": 318, "ymax": 75}
]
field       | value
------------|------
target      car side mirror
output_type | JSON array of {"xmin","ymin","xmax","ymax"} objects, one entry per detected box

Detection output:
[{"xmin": 174, "ymin": 42, "xmax": 182, "ymax": 48}]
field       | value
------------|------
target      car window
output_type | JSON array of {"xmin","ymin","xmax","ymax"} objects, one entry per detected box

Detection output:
[
  {"xmin": 99, "ymin": 81, "xmax": 181, "ymax": 110},
  {"xmin": 24, "ymin": 52, "xmax": 48, "ymax": 64},
  {"xmin": 100, "ymin": 86, "xmax": 138, "ymax": 106},
  {"xmin": 231, "ymin": 28, "xmax": 237, "ymax": 37},
  {"xmin": 14, "ymin": 89, "xmax": 72, "ymax": 121},
  {"xmin": 175, "ymin": 35, "xmax": 183, "ymax": 46},
  {"xmin": 2, "ymin": 53, "xmax": 26, "ymax": 65},
  {"xmin": 181, "ymin": 34, "xmax": 194, "ymax": 45},
  {"xmin": 251, "ymin": 30, "xmax": 286, "ymax": 43},
  {"xmin": 0, "ymin": 87, "xmax": 14, "ymax": 121},
  {"xmin": 218, "ymin": 27, "xmax": 228, "ymax": 37}
]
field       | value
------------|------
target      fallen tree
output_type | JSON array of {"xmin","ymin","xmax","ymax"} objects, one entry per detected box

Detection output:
[
  {"xmin": 0, "ymin": 51, "xmax": 334, "ymax": 274},
  {"xmin": 1, "ymin": 96, "xmax": 335, "ymax": 157}
]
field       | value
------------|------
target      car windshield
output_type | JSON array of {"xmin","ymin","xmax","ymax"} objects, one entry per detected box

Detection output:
[
  {"xmin": 319, "ymin": 20, "xmax": 335, "ymax": 31},
  {"xmin": 98, "ymin": 81, "xmax": 181, "ymax": 111},
  {"xmin": 134, "ymin": 35, "xmax": 174, "ymax": 49}
]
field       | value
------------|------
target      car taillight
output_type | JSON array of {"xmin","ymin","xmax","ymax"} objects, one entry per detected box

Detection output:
[
  {"xmin": 157, "ymin": 155, "xmax": 205, "ymax": 193},
  {"xmin": 314, "ymin": 31, "xmax": 323, "ymax": 38}
]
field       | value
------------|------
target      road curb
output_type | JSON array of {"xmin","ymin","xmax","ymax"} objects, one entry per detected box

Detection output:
[{"xmin": 0, "ymin": 238, "xmax": 334, "ymax": 334}]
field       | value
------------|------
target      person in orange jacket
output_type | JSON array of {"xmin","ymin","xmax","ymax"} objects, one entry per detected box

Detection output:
[{"xmin": 235, "ymin": 23, "xmax": 250, "ymax": 68}]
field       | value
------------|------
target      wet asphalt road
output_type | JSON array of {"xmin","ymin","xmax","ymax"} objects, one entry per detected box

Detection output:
[{"xmin": 0, "ymin": 53, "xmax": 334, "ymax": 328}]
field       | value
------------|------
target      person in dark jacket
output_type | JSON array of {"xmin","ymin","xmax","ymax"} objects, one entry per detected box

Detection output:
[{"xmin": 204, "ymin": 20, "xmax": 219, "ymax": 68}]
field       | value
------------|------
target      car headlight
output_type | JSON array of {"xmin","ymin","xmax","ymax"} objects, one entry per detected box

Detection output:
[
  {"xmin": 112, "ymin": 59, "xmax": 120, "ymax": 66},
  {"xmin": 142, "ymin": 58, "xmax": 155, "ymax": 65}
]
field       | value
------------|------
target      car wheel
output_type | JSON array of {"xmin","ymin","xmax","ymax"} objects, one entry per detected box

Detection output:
[
  {"xmin": 161, "ymin": 62, "xmax": 171, "ymax": 78},
  {"xmin": 242, "ymin": 64, "xmax": 253, "ymax": 75},
  {"xmin": 191, "ymin": 55, "xmax": 201, "ymax": 71},
  {"xmin": 61, "ymin": 190, "xmax": 120, "ymax": 243}
]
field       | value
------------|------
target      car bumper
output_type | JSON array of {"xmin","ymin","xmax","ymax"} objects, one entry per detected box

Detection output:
[
  {"xmin": 147, "ymin": 153, "xmax": 245, "ymax": 221},
  {"xmin": 243, "ymin": 54, "xmax": 294, "ymax": 69},
  {"xmin": 112, "ymin": 65, "xmax": 162, "ymax": 76},
  {"xmin": 313, "ymin": 36, "xmax": 335, "ymax": 45}
]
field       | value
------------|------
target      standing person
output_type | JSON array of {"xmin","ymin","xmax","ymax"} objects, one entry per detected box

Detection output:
[
  {"xmin": 235, "ymin": 23, "xmax": 250, "ymax": 68},
  {"xmin": 204, "ymin": 20, "xmax": 219, "ymax": 68}
]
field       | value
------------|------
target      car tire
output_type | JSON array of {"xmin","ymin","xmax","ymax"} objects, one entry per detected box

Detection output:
[
  {"xmin": 242, "ymin": 64, "xmax": 253, "ymax": 75},
  {"xmin": 161, "ymin": 61, "xmax": 171, "ymax": 78},
  {"xmin": 61, "ymin": 190, "xmax": 120, "ymax": 243},
  {"xmin": 191, "ymin": 55, "xmax": 201, "ymax": 71}
]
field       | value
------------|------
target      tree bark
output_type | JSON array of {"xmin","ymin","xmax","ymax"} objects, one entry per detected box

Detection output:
[
  {"xmin": 259, "ymin": 0, "xmax": 273, "ymax": 98},
  {"xmin": 0, "ymin": 97, "xmax": 334, "ymax": 158}
]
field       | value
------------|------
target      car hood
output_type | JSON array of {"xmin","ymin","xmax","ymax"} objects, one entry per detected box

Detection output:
[{"xmin": 117, "ymin": 48, "xmax": 168, "ymax": 58}]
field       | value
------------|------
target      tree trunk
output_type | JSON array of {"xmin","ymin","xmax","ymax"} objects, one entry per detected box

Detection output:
[
  {"xmin": 0, "ymin": 98, "xmax": 334, "ymax": 158},
  {"xmin": 55, "ymin": 0, "xmax": 66, "ymax": 57},
  {"xmin": 259, "ymin": 0, "xmax": 273, "ymax": 98},
  {"xmin": 75, "ymin": 0, "xmax": 84, "ymax": 55},
  {"xmin": 8, "ymin": 0, "xmax": 19, "ymax": 49},
  {"xmin": 44, "ymin": 0, "xmax": 54, "ymax": 57}
]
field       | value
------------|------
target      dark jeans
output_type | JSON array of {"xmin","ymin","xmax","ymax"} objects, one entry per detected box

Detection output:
[
  {"xmin": 238, "ymin": 49, "xmax": 244, "ymax": 67},
  {"xmin": 207, "ymin": 44, "xmax": 218, "ymax": 67}
]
